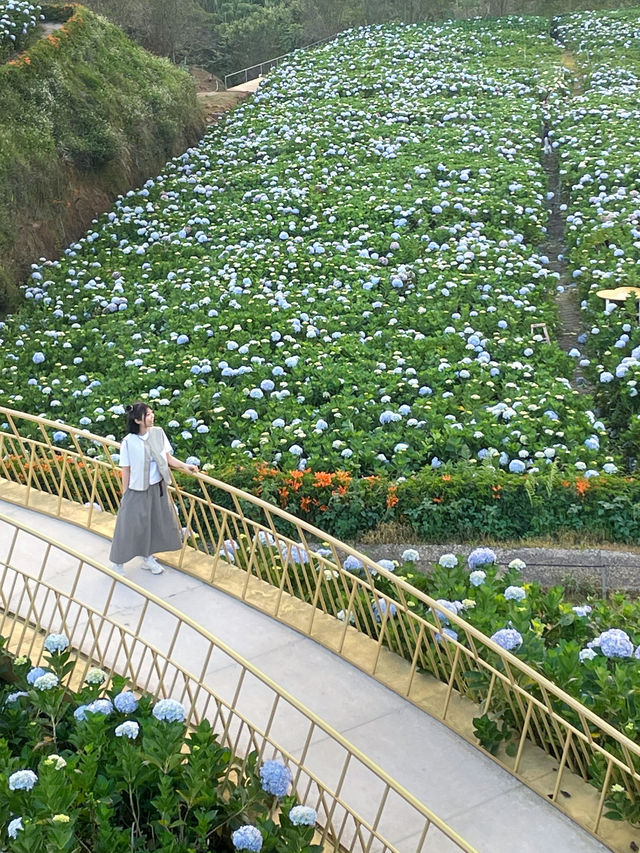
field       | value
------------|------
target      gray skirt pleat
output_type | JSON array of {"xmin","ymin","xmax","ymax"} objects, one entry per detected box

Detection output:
[{"xmin": 109, "ymin": 482, "xmax": 182, "ymax": 564}]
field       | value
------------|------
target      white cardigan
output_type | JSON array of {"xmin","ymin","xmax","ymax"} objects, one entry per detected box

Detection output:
[{"xmin": 120, "ymin": 427, "xmax": 172, "ymax": 491}]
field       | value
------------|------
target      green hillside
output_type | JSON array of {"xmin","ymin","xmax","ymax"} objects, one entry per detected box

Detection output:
[{"xmin": 0, "ymin": 3, "xmax": 204, "ymax": 309}]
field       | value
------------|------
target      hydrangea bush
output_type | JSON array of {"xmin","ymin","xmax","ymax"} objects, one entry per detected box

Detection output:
[
  {"xmin": 238, "ymin": 534, "xmax": 640, "ymax": 825},
  {"xmin": 0, "ymin": 634, "xmax": 321, "ymax": 852},
  {"xmin": 0, "ymin": 0, "xmax": 42, "ymax": 60},
  {"xmin": 382, "ymin": 548, "xmax": 640, "ymax": 824}
]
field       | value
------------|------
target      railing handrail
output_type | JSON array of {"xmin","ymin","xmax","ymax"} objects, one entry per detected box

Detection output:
[
  {"xmin": 0, "ymin": 509, "xmax": 476, "ymax": 852},
  {"xmin": 223, "ymin": 30, "xmax": 347, "ymax": 89},
  {"xmin": 1, "ymin": 406, "xmax": 638, "ymax": 758}
]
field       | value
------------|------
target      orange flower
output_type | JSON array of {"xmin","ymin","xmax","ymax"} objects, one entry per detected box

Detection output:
[
  {"xmin": 332, "ymin": 485, "xmax": 348, "ymax": 496},
  {"xmin": 300, "ymin": 496, "xmax": 311, "ymax": 512},
  {"xmin": 313, "ymin": 471, "xmax": 333, "ymax": 488},
  {"xmin": 277, "ymin": 486, "xmax": 289, "ymax": 507},
  {"xmin": 386, "ymin": 485, "xmax": 398, "ymax": 508},
  {"xmin": 433, "ymin": 497, "xmax": 443, "ymax": 503},
  {"xmin": 441, "ymin": 474, "xmax": 452, "ymax": 482},
  {"xmin": 492, "ymin": 484, "xmax": 501, "ymax": 500},
  {"xmin": 575, "ymin": 478, "xmax": 590, "ymax": 498}
]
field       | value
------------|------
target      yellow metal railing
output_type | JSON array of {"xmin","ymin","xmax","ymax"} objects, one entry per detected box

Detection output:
[
  {"xmin": 1, "ymin": 406, "xmax": 639, "ymax": 849},
  {"xmin": 0, "ymin": 512, "xmax": 476, "ymax": 853}
]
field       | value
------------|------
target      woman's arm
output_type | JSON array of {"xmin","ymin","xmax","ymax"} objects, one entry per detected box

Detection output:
[
  {"xmin": 167, "ymin": 453, "xmax": 199, "ymax": 474},
  {"xmin": 121, "ymin": 466, "xmax": 130, "ymax": 494}
]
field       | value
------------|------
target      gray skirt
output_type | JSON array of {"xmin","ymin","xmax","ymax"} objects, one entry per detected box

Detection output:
[{"xmin": 109, "ymin": 481, "xmax": 182, "ymax": 564}]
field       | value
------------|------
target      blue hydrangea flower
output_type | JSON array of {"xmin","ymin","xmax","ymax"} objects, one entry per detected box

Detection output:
[
  {"xmin": 88, "ymin": 699, "xmax": 113, "ymax": 716},
  {"xmin": 377, "ymin": 559, "xmax": 396, "ymax": 573},
  {"xmin": 4, "ymin": 691, "xmax": 29, "ymax": 705},
  {"xmin": 153, "ymin": 698, "xmax": 185, "ymax": 723},
  {"xmin": 469, "ymin": 570, "xmax": 486, "ymax": 587},
  {"xmin": 8, "ymin": 770, "xmax": 38, "ymax": 791},
  {"xmin": 402, "ymin": 548, "xmax": 420, "ymax": 562},
  {"xmin": 289, "ymin": 805, "xmax": 317, "ymax": 826},
  {"xmin": 343, "ymin": 555, "xmax": 363, "ymax": 572},
  {"xmin": 114, "ymin": 691, "xmax": 138, "ymax": 713},
  {"xmin": 7, "ymin": 817, "xmax": 23, "ymax": 838},
  {"xmin": 468, "ymin": 548, "xmax": 496, "ymax": 570},
  {"xmin": 372, "ymin": 598, "xmax": 397, "ymax": 622},
  {"xmin": 219, "ymin": 539, "xmax": 239, "ymax": 562},
  {"xmin": 232, "ymin": 825, "xmax": 263, "ymax": 851},
  {"xmin": 597, "ymin": 629, "xmax": 634, "ymax": 658},
  {"xmin": 572, "ymin": 605, "xmax": 592, "ymax": 618},
  {"xmin": 435, "ymin": 599, "xmax": 462, "ymax": 623},
  {"xmin": 436, "ymin": 627, "xmax": 458, "ymax": 644},
  {"xmin": 44, "ymin": 633, "xmax": 69, "ymax": 654},
  {"xmin": 504, "ymin": 586, "xmax": 526, "ymax": 602},
  {"xmin": 259, "ymin": 760, "xmax": 291, "ymax": 798},
  {"xmin": 490, "ymin": 628, "xmax": 523, "ymax": 651},
  {"xmin": 74, "ymin": 705, "xmax": 90, "ymax": 722},
  {"xmin": 26, "ymin": 667, "xmax": 48, "ymax": 685},
  {"xmin": 579, "ymin": 648, "xmax": 597, "ymax": 662},
  {"xmin": 115, "ymin": 721, "xmax": 140, "ymax": 739},
  {"xmin": 32, "ymin": 351, "xmax": 45, "ymax": 364},
  {"xmin": 34, "ymin": 673, "xmax": 59, "ymax": 691},
  {"xmin": 438, "ymin": 553, "xmax": 457, "ymax": 568},
  {"xmin": 288, "ymin": 543, "xmax": 309, "ymax": 564}
]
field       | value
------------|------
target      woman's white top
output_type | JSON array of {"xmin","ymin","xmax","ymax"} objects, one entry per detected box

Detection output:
[{"xmin": 120, "ymin": 429, "xmax": 172, "ymax": 490}]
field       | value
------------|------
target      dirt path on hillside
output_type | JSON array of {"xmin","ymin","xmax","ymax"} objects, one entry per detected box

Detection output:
[
  {"xmin": 540, "ymin": 45, "xmax": 592, "ymax": 393},
  {"xmin": 189, "ymin": 66, "xmax": 252, "ymax": 124}
]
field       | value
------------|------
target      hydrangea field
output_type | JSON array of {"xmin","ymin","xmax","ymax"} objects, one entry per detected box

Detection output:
[
  {"xmin": 1, "ymin": 10, "xmax": 640, "ymax": 536},
  {"xmin": 0, "ymin": 0, "xmax": 41, "ymax": 60}
]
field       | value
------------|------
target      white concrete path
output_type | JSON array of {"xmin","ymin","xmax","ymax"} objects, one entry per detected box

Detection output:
[{"xmin": 0, "ymin": 499, "xmax": 610, "ymax": 853}]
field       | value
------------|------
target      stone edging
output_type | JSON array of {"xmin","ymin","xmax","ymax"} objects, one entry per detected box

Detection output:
[{"xmin": 350, "ymin": 542, "xmax": 640, "ymax": 593}]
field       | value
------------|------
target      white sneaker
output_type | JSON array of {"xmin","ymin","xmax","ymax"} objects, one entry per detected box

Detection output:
[
  {"xmin": 111, "ymin": 562, "xmax": 125, "ymax": 574},
  {"xmin": 142, "ymin": 555, "xmax": 164, "ymax": 575}
]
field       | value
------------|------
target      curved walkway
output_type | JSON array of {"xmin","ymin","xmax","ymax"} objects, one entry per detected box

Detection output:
[{"xmin": 0, "ymin": 499, "xmax": 609, "ymax": 853}]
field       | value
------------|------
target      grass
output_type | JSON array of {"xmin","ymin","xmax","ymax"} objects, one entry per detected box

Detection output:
[{"xmin": 0, "ymin": 4, "xmax": 205, "ymax": 309}]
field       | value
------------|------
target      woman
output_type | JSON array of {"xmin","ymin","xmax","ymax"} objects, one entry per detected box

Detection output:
[{"xmin": 109, "ymin": 402, "xmax": 199, "ymax": 574}]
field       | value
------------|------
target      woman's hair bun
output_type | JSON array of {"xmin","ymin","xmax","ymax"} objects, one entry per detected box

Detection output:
[{"xmin": 125, "ymin": 404, "xmax": 133, "ymax": 413}]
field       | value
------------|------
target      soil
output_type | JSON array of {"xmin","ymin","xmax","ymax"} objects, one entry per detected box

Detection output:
[
  {"xmin": 189, "ymin": 66, "xmax": 251, "ymax": 124},
  {"xmin": 542, "ymin": 125, "xmax": 593, "ymax": 393},
  {"xmin": 189, "ymin": 66, "xmax": 225, "ymax": 93}
]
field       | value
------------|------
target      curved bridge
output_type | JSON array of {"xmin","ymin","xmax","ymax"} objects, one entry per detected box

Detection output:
[{"xmin": 0, "ymin": 407, "xmax": 635, "ymax": 851}]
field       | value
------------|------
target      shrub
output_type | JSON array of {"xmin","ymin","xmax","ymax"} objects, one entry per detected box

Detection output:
[{"xmin": 0, "ymin": 635, "xmax": 321, "ymax": 852}]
